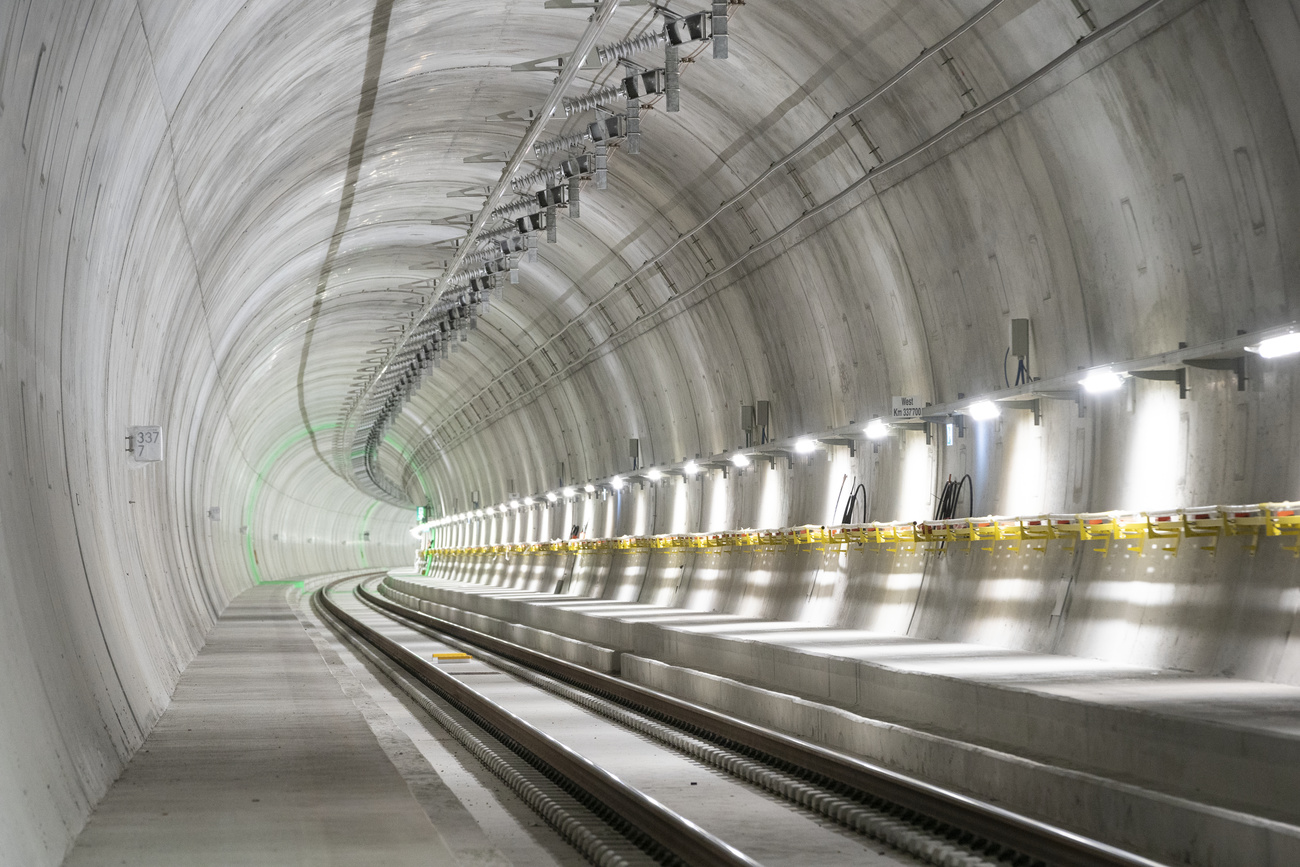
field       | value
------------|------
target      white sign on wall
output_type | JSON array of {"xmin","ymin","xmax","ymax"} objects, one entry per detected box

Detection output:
[
  {"xmin": 129, "ymin": 426, "xmax": 163, "ymax": 462},
  {"xmin": 891, "ymin": 396, "xmax": 924, "ymax": 419}
]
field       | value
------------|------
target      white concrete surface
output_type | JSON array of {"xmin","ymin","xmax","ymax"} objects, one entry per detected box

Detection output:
[
  {"xmin": 63, "ymin": 584, "xmax": 461, "ymax": 866},
  {"xmin": 295, "ymin": 595, "xmax": 585, "ymax": 867},
  {"xmin": 386, "ymin": 571, "xmax": 1300, "ymax": 865},
  {"xmin": 621, "ymin": 652, "xmax": 1300, "ymax": 867},
  {"xmin": 333, "ymin": 580, "xmax": 927, "ymax": 867},
  {"xmin": 1, "ymin": 0, "xmax": 1299, "ymax": 862}
]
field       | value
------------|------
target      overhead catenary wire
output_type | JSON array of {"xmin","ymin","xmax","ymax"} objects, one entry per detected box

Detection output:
[
  {"xmin": 403, "ymin": 0, "xmax": 1027, "ymax": 454},
  {"xmin": 421, "ymin": 0, "xmax": 1166, "ymax": 459},
  {"xmin": 355, "ymin": 4, "xmax": 740, "ymax": 484},
  {"xmin": 340, "ymin": 0, "xmax": 626, "ymax": 497}
]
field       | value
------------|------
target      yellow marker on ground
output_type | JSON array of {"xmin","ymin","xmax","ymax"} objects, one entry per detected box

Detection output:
[{"xmin": 431, "ymin": 652, "xmax": 472, "ymax": 662}]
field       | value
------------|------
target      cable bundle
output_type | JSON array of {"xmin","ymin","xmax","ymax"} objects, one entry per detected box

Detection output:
[
  {"xmin": 933, "ymin": 474, "xmax": 973, "ymax": 521},
  {"xmin": 1004, "ymin": 347, "xmax": 1030, "ymax": 387},
  {"xmin": 841, "ymin": 482, "xmax": 867, "ymax": 524}
]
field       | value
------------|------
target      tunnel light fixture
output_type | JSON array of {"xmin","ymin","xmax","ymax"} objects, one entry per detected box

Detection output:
[
  {"xmin": 1252, "ymin": 332, "xmax": 1300, "ymax": 359},
  {"xmin": 437, "ymin": 324, "xmax": 1300, "ymax": 527},
  {"xmin": 1080, "ymin": 369, "xmax": 1125, "ymax": 393},
  {"xmin": 966, "ymin": 400, "xmax": 1000, "ymax": 421}
]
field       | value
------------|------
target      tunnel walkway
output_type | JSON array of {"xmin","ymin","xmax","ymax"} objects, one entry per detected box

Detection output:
[{"xmin": 63, "ymin": 583, "xmax": 459, "ymax": 866}]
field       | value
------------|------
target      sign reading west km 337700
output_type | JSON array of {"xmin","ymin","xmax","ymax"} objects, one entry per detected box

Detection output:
[{"xmin": 891, "ymin": 396, "xmax": 924, "ymax": 419}]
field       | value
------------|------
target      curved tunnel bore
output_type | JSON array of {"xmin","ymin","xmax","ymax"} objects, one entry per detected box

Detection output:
[{"xmin": 2, "ymin": 0, "xmax": 1300, "ymax": 863}]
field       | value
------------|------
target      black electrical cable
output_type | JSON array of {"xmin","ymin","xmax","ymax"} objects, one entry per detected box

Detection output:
[
  {"xmin": 1007, "ymin": 347, "xmax": 1031, "ymax": 387},
  {"xmin": 840, "ymin": 483, "xmax": 868, "ymax": 524},
  {"xmin": 933, "ymin": 474, "xmax": 973, "ymax": 521},
  {"xmin": 934, "ymin": 478, "xmax": 955, "ymax": 521}
]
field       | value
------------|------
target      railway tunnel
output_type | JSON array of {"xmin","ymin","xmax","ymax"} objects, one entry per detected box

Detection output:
[{"xmin": 3, "ymin": 0, "xmax": 1300, "ymax": 864}]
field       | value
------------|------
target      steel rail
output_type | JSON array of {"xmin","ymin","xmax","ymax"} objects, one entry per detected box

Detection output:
[
  {"xmin": 317, "ymin": 581, "xmax": 762, "ymax": 867},
  {"xmin": 359, "ymin": 580, "xmax": 1170, "ymax": 867}
]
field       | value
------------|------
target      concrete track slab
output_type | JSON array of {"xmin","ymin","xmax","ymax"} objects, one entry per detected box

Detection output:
[
  {"xmin": 64, "ymin": 584, "xmax": 461, "ymax": 867},
  {"xmin": 331, "ymin": 583, "xmax": 923, "ymax": 867},
  {"xmin": 385, "ymin": 574, "xmax": 1300, "ymax": 828}
]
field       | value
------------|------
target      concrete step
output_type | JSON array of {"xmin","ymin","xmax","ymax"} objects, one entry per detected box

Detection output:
[{"xmin": 384, "ymin": 573, "xmax": 1300, "ymax": 867}]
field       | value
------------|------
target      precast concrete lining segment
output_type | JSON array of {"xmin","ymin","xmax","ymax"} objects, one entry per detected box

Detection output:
[
  {"xmin": 418, "ymin": 0, "xmax": 1178, "ymax": 465},
  {"xmin": 341, "ymin": 0, "xmax": 626, "ymax": 495},
  {"xmin": 388, "ymin": 0, "xmax": 1038, "ymax": 463},
  {"xmin": 8, "ymin": 8, "xmax": 432, "ymax": 858},
  {"xmin": 405, "ymin": 0, "xmax": 1227, "ymax": 488}
]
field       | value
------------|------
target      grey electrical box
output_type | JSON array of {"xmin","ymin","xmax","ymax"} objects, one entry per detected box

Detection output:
[
  {"xmin": 129, "ymin": 426, "xmax": 163, "ymax": 462},
  {"xmin": 628, "ymin": 438, "xmax": 639, "ymax": 459},
  {"xmin": 740, "ymin": 405, "xmax": 756, "ymax": 432},
  {"xmin": 755, "ymin": 400, "xmax": 770, "ymax": 428},
  {"xmin": 1011, "ymin": 319, "xmax": 1030, "ymax": 358}
]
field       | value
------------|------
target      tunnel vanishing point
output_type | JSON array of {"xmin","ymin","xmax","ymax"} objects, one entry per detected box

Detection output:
[{"xmin": 5, "ymin": 1, "xmax": 1300, "ymax": 865}]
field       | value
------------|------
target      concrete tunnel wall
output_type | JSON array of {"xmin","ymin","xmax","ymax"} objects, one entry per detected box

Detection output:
[
  {"xmin": 0, "ymin": 1, "xmax": 420, "ymax": 862},
  {"xmin": 413, "ymin": 0, "xmax": 1300, "ymax": 679},
  {"xmin": 410, "ymin": 0, "xmax": 1300, "ymax": 525},
  {"xmin": 2, "ymin": 0, "xmax": 1300, "ymax": 864}
]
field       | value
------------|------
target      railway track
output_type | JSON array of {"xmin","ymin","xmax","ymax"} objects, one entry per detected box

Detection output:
[{"xmin": 314, "ymin": 574, "xmax": 1166, "ymax": 867}]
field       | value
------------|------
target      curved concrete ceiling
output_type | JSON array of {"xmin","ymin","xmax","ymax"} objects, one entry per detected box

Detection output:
[{"xmin": 3, "ymin": 0, "xmax": 1300, "ymax": 862}]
